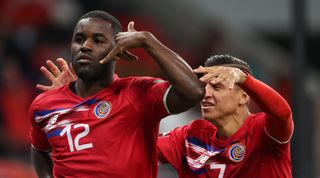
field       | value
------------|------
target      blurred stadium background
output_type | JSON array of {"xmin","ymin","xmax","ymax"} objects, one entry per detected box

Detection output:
[{"xmin": 0, "ymin": 0, "xmax": 319, "ymax": 177}]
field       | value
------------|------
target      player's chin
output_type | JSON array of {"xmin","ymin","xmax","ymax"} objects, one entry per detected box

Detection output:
[
  {"xmin": 75, "ymin": 68, "xmax": 96, "ymax": 80},
  {"xmin": 201, "ymin": 106, "xmax": 215, "ymax": 114},
  {"xmin": 201, "ymin": 110, "xmax": 214, "ymax": 118}
]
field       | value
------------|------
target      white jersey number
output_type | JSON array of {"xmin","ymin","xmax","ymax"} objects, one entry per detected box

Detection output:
[
  {"xmin": 60, "ymin": 124, "xmax": 93, "ymax": 152},
  {"xmin": 210, "ymin": 162, "xmax": 226, "ymax": 178}
]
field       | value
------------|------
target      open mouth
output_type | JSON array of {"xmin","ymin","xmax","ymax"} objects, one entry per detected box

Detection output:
[{"xmin": 201, "ymin": 101, "xmax": 215, "ymax": 108}]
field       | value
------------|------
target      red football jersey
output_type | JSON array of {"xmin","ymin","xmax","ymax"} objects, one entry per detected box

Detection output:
[
  {"xmin": 158, "ymin": 116, "xmax": 292, "ymax": 178},
  {"xmin": 158, "ymin": 75, "xmax": 293, "ymax": 178},
  {"xmin": 30, "ymin": 75, "xmax": 170, "ymax": 178}
]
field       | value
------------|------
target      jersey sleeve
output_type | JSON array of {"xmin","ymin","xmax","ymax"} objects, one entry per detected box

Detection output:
[
  {"xmin": 158, "ymin": 125, "xmax": 188, "ymax": 169},
  {"xmin": 29, "ymin": 99, "xmax": 51, "ymax": 152},
  {"xmin": 127, "ymin": 77, "xmax": 171, "ymax": 121},
  {"xmin": 240, "ymin": 75, "xmax": 293, "ymax": 143}
]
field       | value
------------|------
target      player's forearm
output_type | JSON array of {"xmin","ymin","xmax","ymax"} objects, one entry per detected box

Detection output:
[
  {"xmin": 240, "ymin": 75, "xmax": 292, "ymax": 121},
  {"xmin": 31, "ymin": 148, "xmax": 53, "ymax": 178},
  {"xmin": 142, "ymin": 32, "xmax": 204, "ymax": 103},
  {"xmin": 241, "ymin": 75, "xmax": 293, "ymax": 142}
]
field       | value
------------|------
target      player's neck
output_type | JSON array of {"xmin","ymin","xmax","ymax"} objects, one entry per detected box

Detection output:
[
  {"xmin": 74, "ymin": 76, "xmax": 114, "ymax": 98},
  {"xmin": 215, "ymin": 108, "xmax": 250, "ymax": 140}
]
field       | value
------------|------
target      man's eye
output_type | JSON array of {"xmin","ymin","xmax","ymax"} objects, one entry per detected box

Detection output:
[
  {"xmin": 74, "ymin": 37, "xmax": 83, "ymax": 43},
  {"xmin": 212, "ymin": 84, "xmax": 223, "ymax": 90},
  {"xmin": 94, "ymin": 39, "xmax": 103, "ymax": 44}
]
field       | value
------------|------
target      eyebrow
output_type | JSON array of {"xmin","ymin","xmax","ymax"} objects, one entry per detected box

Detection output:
[
  {"xmin": 74, "ymin": 32, "xmax": 107, "ymax": 39},
  {"xmin": 92, "ymin": 33, "xmax": 107, "ymax": 38},
  {"xmin": 210, "ymin": 82, "xmax": 224, "ymax": 87}
]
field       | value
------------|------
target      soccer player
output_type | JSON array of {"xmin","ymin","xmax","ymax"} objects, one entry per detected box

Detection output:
[
  {"xmin": 38, "ymin": 55, "xmax": 294, "ymax": 177},
  {"xmin": 29, "ymin": 10, "xmax": 204, "ymax": 178},
  {"xmin": 158, "ymin": 55, "xmax": 294, "ymax": 177}
]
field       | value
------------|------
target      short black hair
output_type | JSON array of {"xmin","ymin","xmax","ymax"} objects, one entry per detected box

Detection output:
[
  {"xmin": 78, "ymin": 10, "xmax": 122, "ymax": 35},
  {"xmin": 204, "ymin": 54, "xmax": 252, "ymax": 74}
]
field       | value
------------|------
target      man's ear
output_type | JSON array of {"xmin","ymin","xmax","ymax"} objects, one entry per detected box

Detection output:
[{"xmin": 239, "ymin": 91, "xmax": 250, "ymax": 105}]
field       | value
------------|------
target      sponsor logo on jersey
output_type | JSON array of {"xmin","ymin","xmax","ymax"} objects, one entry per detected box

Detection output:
[
  {"xmin": 94, "ymin": 101, "xmax": 111, "ymax": 119},
  {"xmin": 49, "ymin": 115, "xmax": 58, "ymax": 125},
  {"xmin": 34, "ymin": 98, "xmax": 95, "ymax": 123},
  {"xmin": 228, "ymin": 143, "xmax": 245, "ymax": 162}
]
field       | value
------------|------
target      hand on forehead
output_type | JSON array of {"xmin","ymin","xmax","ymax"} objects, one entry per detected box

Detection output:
[{"xmin": 193, "ymin": 66, "xmax": 245, "ymax": 89}]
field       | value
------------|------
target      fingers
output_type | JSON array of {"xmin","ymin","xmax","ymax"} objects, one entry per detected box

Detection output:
[
  {"xmin": 199, "ymin": 73, "xmax": 215, "ymax": 83},
  {"xmin": 193, "ymin": 66, "xmax": 207, "ymax": 74},
  {"xmin": 101, "ymin": 44, "xmax": 136, "ymax": 64},
  {"xmin": 36, "ymin": 84, "xmax": 52, "ymax": 92},
  {"xmin": 99, "ymin": 55, "xmax": 112, "ymax": 64},
  {"xmin": 127, "ymin": 21, "xmax": 135, "ymax": 32},
  {"xmin": 100, "ymin": 46, "xmax": 121, "ymax": 64},
  {"xmin": 57, "ymin": 58, "xmax": 76, "ymax": 81},
  {"xmin": 198, "ymin": 67, "xmax": 221, "ymax": 82},
  {"xmin": 194, "ymin": 66, "xmax": 236, "ymax": 88},
  {"xmin": 56, "ymin": 58, "xmax": 69, "ymax": 73},
  {"xmin": 194, "ymin": 66, "xmax": 245, "ymax": 89},
  {"xmin": 228, "ymin": 78, "xmax": 235, "ymax": 89},
  {"xmin": 46, "ymin": 60, "xmax": 61, "ymax": 77},
  {"xmin": 100, "ymin": 21, "xmax": 137, "ymax": 64},
  {"xmin": 40, "ymin": 66, "xmax": 56, "ymax": 82},
  {"xmin": 120, "ymin": 50, "xmax": 138, "ymax": 61},
  {"xmin": 100, "ymin": 50, "xmax": 138, "ymax": 64},
  {"xmin": 41, "ymin": 58, "xmax": 71, "ymax": 80},
  {"xmin": 209, "ymin": 77, "xmax": 235, "ymax": 89}
]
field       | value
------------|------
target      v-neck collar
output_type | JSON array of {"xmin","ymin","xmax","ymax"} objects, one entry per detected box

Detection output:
[{"xmin": 65, "ymin": 74, "xmax": 120, "ymax": 101}]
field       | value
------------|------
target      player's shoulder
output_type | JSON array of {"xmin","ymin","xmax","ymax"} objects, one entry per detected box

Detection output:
[
  {"xmin": 161, "ymin": 122, "xmax": 192, "ymax": 138},
  {"xmin": 182, "ymin": 119, "xmax": 216, "ymax": 147},
  {"xmin": 161, "ymin": 120, "xmax": 213, "ymax": 139},
  {"xmin": 116, "ymin": 76, "xmax": 167, "ymax": 93},
  {"xmin": 245, "ymin": 113, "xmax": 268, "ymax": 132},
  {"xmin": 32, "ymin": 85, "xmax": 69, "ymax": 106},
  {"xmin": 247, "ymin": 113, "xmax": 267, "ymax": 124},
  {"xmin": 185, "ymin": 119, "xmax": 217, "ymax": 137},
  {"xmin": 119, "ymin": 76, "xmax": 165, "ymax": 84}
]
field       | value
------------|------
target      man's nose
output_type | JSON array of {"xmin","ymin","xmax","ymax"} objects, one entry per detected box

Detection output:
[
  {"xmin": 81, "ymin": 40, "xmax": 93, "ymax": 52},
  {"xmin": 204, "ymin": 84, "xmax": 213, "ymax": 97}
]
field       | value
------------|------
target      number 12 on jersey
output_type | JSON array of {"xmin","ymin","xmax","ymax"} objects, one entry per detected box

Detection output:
[{"xmin": 60, "ymin": 124, "xmax": 93, "ymax": 152}]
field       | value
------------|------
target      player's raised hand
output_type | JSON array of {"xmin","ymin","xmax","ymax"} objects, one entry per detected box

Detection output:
[
  {"xmin": 115, "ymin": 50, "xmax": 138, "ymax": 62},
  {"xmin": 100, "ymin": 21, "xmax": 143, "ymax": 64},
  {"xmin": 36, "ymin": 58, "xmax": 77, "ymax": 91},
  {"xmin": 193, "ymin": 66, "xmax": 247, "ymax": 89}
]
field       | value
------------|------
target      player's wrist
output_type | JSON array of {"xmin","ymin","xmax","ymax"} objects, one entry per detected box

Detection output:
[
  {"xmin": 141, "ymin": 31, "xmax": 157, "ymax": 49},
  {"xmin": 238, "ymin": 70, "xmax": 248, "ymax": 84}
]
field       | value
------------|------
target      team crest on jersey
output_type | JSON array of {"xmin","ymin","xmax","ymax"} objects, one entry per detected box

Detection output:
[
  {"xmin": 228, "ymin": 143, "xmax": 245, "ymax": 162},
  {"xmin": 94, "ymin": 101, "xmax": 111, "ymax": 119}
]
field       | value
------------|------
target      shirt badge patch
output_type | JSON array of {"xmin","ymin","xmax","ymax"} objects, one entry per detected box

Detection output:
[
  {"xmin": 94, "ymin": 101, "xmax": 111, "ymax": 119},
  {"xmin": 228, "ymin": 143, "xmax": 245, "ymax": 162}
]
